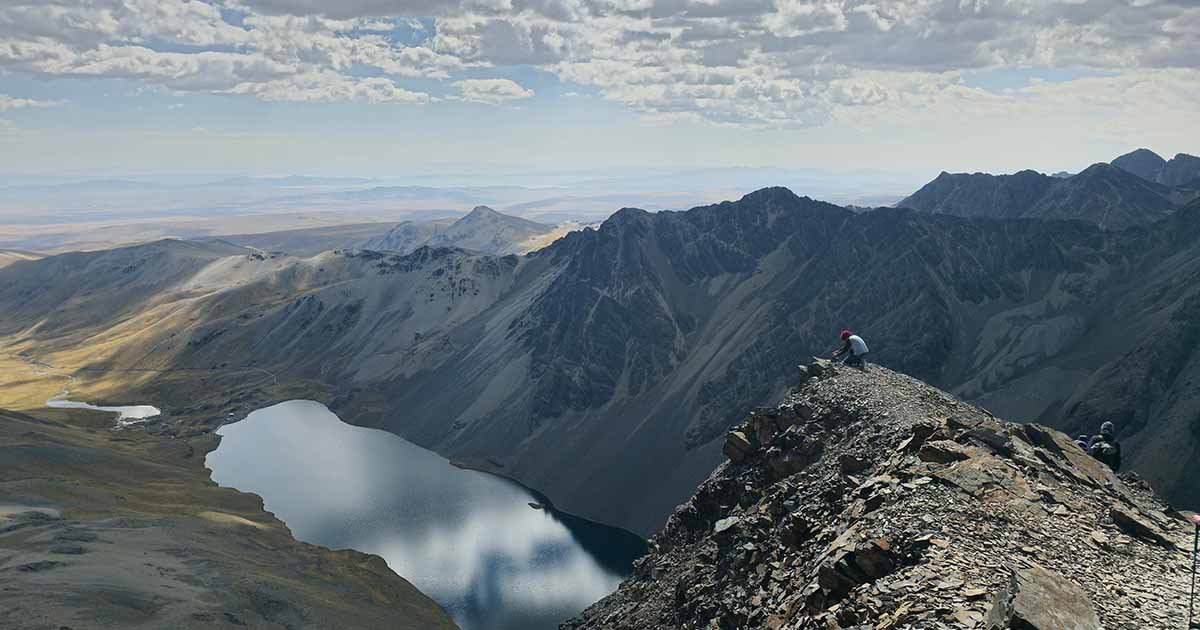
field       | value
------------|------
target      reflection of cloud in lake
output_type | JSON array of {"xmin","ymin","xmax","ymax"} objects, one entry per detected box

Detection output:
[
  {"xmin": 210, "ymin": 400, "xmax": 375, "ymax": 517},
  {"xmin": 207, "ymin": 399, "xmax": 637, "ymax": 630},
  {"xmin": 366, "ymin": 499, "xmax": 622, "ymax": 620}
]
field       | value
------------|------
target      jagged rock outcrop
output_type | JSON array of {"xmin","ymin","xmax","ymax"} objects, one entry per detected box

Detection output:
[{"xmin": 565, "ymin": 364, "xmax": 1193, "ymax": 629}]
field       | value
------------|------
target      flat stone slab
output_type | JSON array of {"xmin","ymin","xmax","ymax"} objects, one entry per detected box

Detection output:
[{"xmin": 985, "ymin": 563, "xmax": 1101, "ymax": 630}]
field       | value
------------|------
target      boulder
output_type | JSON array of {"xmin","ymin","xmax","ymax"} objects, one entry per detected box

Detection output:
[
  {"xmin": 814, "ymin": 539, "xmax": 897, "ymax": 602},
  {"xmin": 852, "ymin": 539, "xmax": 895, "ymax": 579},
  {"xmin": 723, "ymin": 430, "xmax": 755, "ymax": 462},
  {"xmin": 793, "ymin": 401, "xmax": 816, "ymax": 422},
  {"xmin": 1022, "ymin": 423, "xmax": 1114, "ymax": 488},
  {"xmin": 918, "ymin": 440, "xmax": 973, "ymax": 464},
  {"xmin": 1110, "ymin": 505, "xmax": 1176, "ymax": 549},
  {"xmin": 984, "ymin": 563, "xmax": 1101, "ymax": 630},
  {"xmin": 714, "ymin": 517, "xmax": 740, "ymax": 534},
  {"xmin": 779, "ymin": 513, "xmax": 813, "ymax": 550},
  {"xmin": 839, "ymin": 453, "xmax": 872, "ymax": 475},
  {"xmin": 750, "ymin": 413, "xmax": 780, "ymax": 446},
  {"xmin": 933, "ymin": 454, "xmax": 1034, "ymax": 500},
  {"xmin": 898, "ymin": 422, "xmax": 939, "ymax": 453},
  {"xmin": 808, "ymin": 358, "xmax": 831, "ymax": 376},
  {"xmin": 767, "ymin": 447, "xmax": 808, "ymax": 476},
  {"xmin": 796, "ymin": 364, "xmax": 810, "ymax": 381}
]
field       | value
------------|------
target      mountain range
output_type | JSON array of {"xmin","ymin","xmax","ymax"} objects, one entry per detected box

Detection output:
[
  {"xmin": 4, "ymin": 175, "xmax": 1200, "ymax": 537},
  {"xmin": 898, "ymin": 150, "xmax": 1200, "ymax": 229}
]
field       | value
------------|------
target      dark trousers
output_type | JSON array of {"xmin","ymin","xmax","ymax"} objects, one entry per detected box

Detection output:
[{"xmin": 839, "ymin": 352, "xmax": 868, "ymax": 368}]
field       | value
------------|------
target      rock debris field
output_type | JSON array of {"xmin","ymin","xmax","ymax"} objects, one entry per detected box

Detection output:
[{"xmin": 566, "ymin": 362, "xmax": 1195, "ymax": 629}]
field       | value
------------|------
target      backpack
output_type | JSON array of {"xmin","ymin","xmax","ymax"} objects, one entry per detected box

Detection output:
[{"xmin": 1089, "ymin": 440, "xmax": 1118, "ymax": 463}]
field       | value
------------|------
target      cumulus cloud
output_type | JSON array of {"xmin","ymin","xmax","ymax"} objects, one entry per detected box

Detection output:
[
  {"xmin": 0, "ymin": 0, "xmax": 1197, "ymax": 125},
  {"xmin": 0, "ymin": 1, "xmax": 453, "ymax": 103},
  {"xmin": 452, "ymin": 78, "xmax": 534, "ymax": 104}
]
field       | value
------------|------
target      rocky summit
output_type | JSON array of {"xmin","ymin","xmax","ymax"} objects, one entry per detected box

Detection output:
[{"xmin": 565, "ymin": 363, "xmax": 1195, "ymax": 630}]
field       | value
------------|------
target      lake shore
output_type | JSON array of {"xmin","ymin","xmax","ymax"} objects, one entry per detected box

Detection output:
[{"xmin": 0, "ymin": 355, "xmax": 459, "ymax": 630}]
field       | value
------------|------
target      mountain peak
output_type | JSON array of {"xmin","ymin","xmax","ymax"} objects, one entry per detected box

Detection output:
[
  {"xmin": 728, "ymin": 186, "xmax": 808, "ymax": 210},
  {"xmin": 462, "ymin": 205, "xmax": 502, "ymax": 220},
  {"xmin": 1121, "ymin": 147, "xmax": 1164, "ymax": 160},
  {"xmin": 1075, "ymin": 161, "xmax": 1120, "ymax": 177},
  {"xmin": 568, "ymin": 362, "xmax": 1189, "ymax": 629},
  {"xmin": 1112, "ymin": 148, "xmax": 1168, "ymax": 181}
]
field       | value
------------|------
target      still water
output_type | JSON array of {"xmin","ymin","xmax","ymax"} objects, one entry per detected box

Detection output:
[
  {"xmin": 206, "ymin": 400, "xmax": 646, "ymax": 630},
  {"xmin": 45, "ymin": 397, "xmax": 161, "ymax": 427}
]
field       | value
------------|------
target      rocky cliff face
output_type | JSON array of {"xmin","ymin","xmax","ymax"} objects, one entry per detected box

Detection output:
[
  {"xmin": 898, "ymin": 163, "xmax": 1185, "ymax": 229},
  {"xmin": 566, "ymin": 363, "xmax": 1194, "ymax": 630}
]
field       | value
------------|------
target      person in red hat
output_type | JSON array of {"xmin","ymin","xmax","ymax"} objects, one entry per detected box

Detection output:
[{"xmin": 832, "ymin": 329, "xmax": 869, "ymax": 368}]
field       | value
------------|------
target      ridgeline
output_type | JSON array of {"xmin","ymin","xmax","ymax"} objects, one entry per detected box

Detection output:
[{"xmin": 566, "ymin": 362, "xmax": 1193, "ymax": 629}]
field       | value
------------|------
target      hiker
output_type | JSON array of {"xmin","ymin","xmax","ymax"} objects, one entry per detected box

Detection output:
[
  {"xmin": 1074, "ymin": 435, "xmax": 1090, "ymax": 451},
  {"xmin": 832, "ymin": 329, "xmax": 869, "ymax": 368},
  {"xmin": 1087, "ymin": 421, "xmax": 1122, "ymax": 472}
]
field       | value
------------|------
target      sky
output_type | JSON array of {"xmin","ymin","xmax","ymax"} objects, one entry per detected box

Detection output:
[{"xmin": 0, "ymin": 0, "xmax": 1198, "ymax": 180}]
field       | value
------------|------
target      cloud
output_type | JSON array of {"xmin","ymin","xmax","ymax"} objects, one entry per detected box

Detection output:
[
  {"xmin": 228, "ymin": 71, "xmax": 433, "ymax": 103},
  {"xmin": 0, "ymin": 1, "xmax": 459, "ymax": 102},
  {"xmin": 0, "ymin": 94, "xmax": 64, "ymax": 111},
  {"xmin": 452, "ymin": 78, "xmax": 534, "ymax": 104},
  {"xmin": 0, "ymin": 0, "xmax": 1197, "ymax": 126}
]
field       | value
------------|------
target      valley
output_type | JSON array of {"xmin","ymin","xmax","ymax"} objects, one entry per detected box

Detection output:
[
  {"xmin": 4, "ymin": 150, "xmax": 1200, "ymax": 629},
  {"xmin": 4, "ymin": 178, "xmax": 1200, "ymax": 540},
  {"xmin": 4, "ymin": 0, "xmax": 1196, "ymax": 625}
]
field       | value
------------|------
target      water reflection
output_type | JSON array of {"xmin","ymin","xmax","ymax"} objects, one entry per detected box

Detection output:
[{"xmin": 206, "ymin": 400, "xmax": 645, "ymax": 630}]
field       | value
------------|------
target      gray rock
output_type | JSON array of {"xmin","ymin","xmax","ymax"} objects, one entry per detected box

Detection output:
[
  {"xmin": 723, "ymin": 430, "xmax": 754, "ymax": 462},
  {"xmin": 838, "ymin": 453, "xmax": 871, "ymax": 475},
  {"xmin": 714, "ymin": 517, "xmax": 740, "ymax": 534},
  {"xmin": 1110, "ymin": 505, "xmax": 1176, "ymax": 549},
  {"xmin": 918, "ymin": 440, "xmax": 973, "ymax": 464},
  {"xmin": 767, "ymin": 448, "xmax": 808, "ymax": 476},
  {"xmin": 985, "ymin": 563, "xmax": 1101, "ymax": 630}
]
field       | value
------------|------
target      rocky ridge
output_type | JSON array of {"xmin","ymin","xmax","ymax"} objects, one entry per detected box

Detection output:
[
  {"xmin": 898, "ymin": 163, "xmax": 1191, "ymax": 229},
  {"xmin": 566, "ymin": 363, "xmax": 1194, "ymax": 629}
]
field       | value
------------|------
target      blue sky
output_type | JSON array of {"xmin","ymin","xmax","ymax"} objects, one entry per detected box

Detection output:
[{"xmin": 0, "ymin": 1, "xmax": 1197, "ymax": 181}]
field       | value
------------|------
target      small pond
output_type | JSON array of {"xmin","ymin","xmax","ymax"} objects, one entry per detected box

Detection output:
[{"xmin": 46, "ymin": 396, "xmax": 161, "ymax": 427}]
